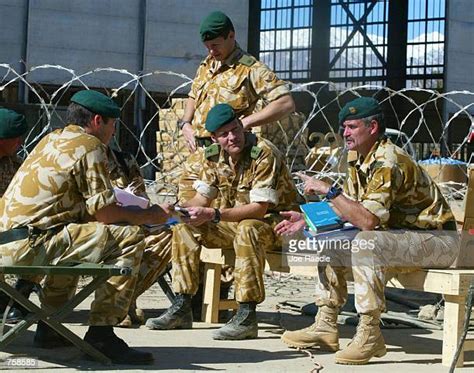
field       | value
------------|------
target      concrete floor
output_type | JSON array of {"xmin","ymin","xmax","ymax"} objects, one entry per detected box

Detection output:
[{"xmin": 1, "ymin": 273, "xmax": 473, "ymax": 372}]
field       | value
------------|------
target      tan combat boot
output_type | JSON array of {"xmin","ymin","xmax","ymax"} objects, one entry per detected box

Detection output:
[
  {"xmin": 117, "ymin": 300, "xmax": 145, "ymax": 328},
  {"xmin": 335, "ymin": 311, "xmax": 386, "ymax": 365},
  {"xmin": 281, "ymin": 306, "xmax": 339, "ymax": 351}
]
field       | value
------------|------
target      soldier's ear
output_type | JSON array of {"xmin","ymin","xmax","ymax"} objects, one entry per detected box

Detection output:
[
  {"xmin": 369, "ymin": 119, "xmax": 379, "ymax": 135},
  {"xmin": 210, "ymin": 134, "xmax": 217, "ymax": 143}
]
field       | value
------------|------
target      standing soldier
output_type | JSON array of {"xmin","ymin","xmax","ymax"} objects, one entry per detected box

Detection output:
[
  {"xmin": 177, "ymin": 10, "xmax": 297, "ymax": 202},
  {"xmin": 146, "ymin": 104, "xmax": 299, "ymax": 340}
]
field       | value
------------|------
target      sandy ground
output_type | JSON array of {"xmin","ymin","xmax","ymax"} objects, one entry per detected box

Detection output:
[{"xmin": 0, "ymin": 272, "xmax": 473, "ymax": 372}]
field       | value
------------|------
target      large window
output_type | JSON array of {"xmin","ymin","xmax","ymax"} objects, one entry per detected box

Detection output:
[
  {"xmin": 406, "ymin": 0, "xmax": 445, "ymax": 89},
  {"xmin": 329, "ymin": 0, "xmax": 389, "ymax": 90},
  {"xmin": 259, "ymin": 0, "xmax": 313, "ymax": 80},
  {"xmin": 254, "ymin": 0, "xmax": 446, "ymax": 90}
]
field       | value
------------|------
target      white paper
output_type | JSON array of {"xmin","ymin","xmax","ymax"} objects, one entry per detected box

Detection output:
[{"xmin": 114, "ymin": 187, "xmax": 149, "ymax": 209}]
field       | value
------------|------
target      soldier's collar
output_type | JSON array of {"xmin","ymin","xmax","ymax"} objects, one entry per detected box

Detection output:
[
  {"xmin": 222, "ymin": 43, "xmax": 242, "ymax": 67},
  {"xmin": 357, "ymin": 138, "xmax": 383, "ymax": 174}
]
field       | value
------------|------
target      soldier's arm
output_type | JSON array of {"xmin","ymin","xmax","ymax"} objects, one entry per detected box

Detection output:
[
  {"xmin": 241, "ymin": 94, "xmax": 295, "ymax": 130},
  {"xmin": 298, "ymin": 172, "xmax": 380, "ymax": 231},
  {"xmin": 181, "ymin": 98, "xmax": 197, "ymax": 152},
  {"xmin": 94, "ymin": 203, "xmax": 172, "ymax": 226},
  {"xmin": 219, "ymin": 202, "xmax": 269, "ymax": 221}
]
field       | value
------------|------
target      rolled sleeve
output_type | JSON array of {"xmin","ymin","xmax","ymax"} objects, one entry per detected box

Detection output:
[
  {"xmin": 193, "ymin": 180, "xmax": 218, "ymax": 200},
  {"xmin": 361, "ymin": 199, "xmax": 390, "ymax": 225},
  {"xmin": 85, "ymin": 190, "xmax": 117, "ymax": 216},
  {"xmin": 250, "ymin": 188, "xmax": 278, "ymax": 205}
]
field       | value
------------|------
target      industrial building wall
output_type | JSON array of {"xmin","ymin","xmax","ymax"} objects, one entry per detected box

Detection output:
[
  {"xmin": 445, "ymin": 0, "xmax": 474, "ymax": 115},
  {"xmin": 0, "ymin": 0, "xmax": 249, "ymax": 91}
]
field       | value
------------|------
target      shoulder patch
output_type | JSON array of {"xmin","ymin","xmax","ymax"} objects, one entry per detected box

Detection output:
[
  {"xmin": 250, "ymin": 146, "xmax": 262, "ymax": 160},
  {"xmin": 238, "ymin": 55, "xmax": 256, "ymax": 67},
  {"xmin": 205, "ymin": 144, "xmax": 220, "ymax": 159}
]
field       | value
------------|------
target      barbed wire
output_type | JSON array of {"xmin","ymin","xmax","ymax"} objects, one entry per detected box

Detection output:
[{"xmin": 0, "ymin": 64, "xmax": 472, "ymax": 201}]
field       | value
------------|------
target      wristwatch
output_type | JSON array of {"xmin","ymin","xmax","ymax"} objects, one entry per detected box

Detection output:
[
  {"xmin": 177, "ymin": 119, "xmax": 191, "ymax": 130},
  {"xmin": 325, "ymin": 185, "xmax": 342, "ymax": 200},
  {"xmin": 212, "ymin": 208, "xmax": 221, "ymax": 223}
]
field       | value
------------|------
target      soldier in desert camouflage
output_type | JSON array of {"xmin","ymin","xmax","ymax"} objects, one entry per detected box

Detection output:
[
  {"xmin": 146, "ymin": 103, "xmax": 299, "ymax": 340},
  {"xmin": 0, "ymin": 108, "xmax": 29, "ymax": 314},
  {"xmin": 40, "ymin": 148, "xmax": 173, "ymax": 328},
  {"xmin": 0, "ymin": 90, "xmax": 172, "ymax": 364},
  {"xmin": 275, "ymin": 97, "xmax": 459, "ymax": 365},
  {"xmin": 177, "ymin": 10, "xmax": 296, "ymax": 202},
  {"xmin": 0, "ymin": 108, "xmax": 27, "ymax": 197}
]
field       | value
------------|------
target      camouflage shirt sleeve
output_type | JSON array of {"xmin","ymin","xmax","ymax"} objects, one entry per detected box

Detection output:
[
  {"xmin": 189, "ymin": 61, "xmax": 207, "ymax": 100},
  {"xmin": 249, "ymin": 62, "xmax": 291, "ymax": 103},
  {"xmin": 360, "ymin": 165, "xmax": 403, "ymax": 225},
  {"xmin": 249, "ymin": 149, "xmax": 279, "ymax": 205},
  {"xmin": 73, "ymin": 146, "xmax": 116, "ymax": 216},
  {"xmin": 193, "ymin": 158, "xmax": 219, "ymax": 200}
]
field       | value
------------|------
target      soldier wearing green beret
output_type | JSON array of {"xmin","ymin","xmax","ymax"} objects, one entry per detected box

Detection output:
[
  {"xmin": 146, "ymin": 103, "xmax": 299, "ymax": 340},
  {"xmin": 0, "ymin": 108, "xmax": 28, "ymax": 197},
  {"xmin": 276, "ymin": 97, "xmax": 459, "ymax": 365},
  {"xmin": 177, "ymin": 10, "xmax": 297, "ymax": 203},
  {"xmin": 0, "ymin": 90, "xmax": 174, "ymax": 364}
]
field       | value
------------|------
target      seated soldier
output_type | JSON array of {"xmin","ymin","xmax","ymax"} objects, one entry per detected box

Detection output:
[
  {"xmin": 36, "ymin": 148, "xmax": 173, "ymax": 328},
  {"xmin": 275, "ymin": 97, "xmax": 459, "ymax": 365},
  {"xmin": 146, "ymin": 103, "xmax": 299, "ymax": 340},
  {"xmin": 0, "ymin": 90, "xmax": 172, "ymax": 364},
  {"xmin": 0, "ymin": 108, "xmax": 29, "ymax": 312}
]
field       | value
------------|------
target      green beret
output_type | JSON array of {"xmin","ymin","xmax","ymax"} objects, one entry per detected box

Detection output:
[
  {"xmin": 0, "ymin": 108, "xmax": 28, "ymax": 139},
  {"xmin": 71, "ymin": 90, "xmax": 120, "ymax": 118},
  {"xmin": 200, "ymin": 11, "xmax": 234, "ymax": 42},
  {"xmin": 338, "ymin": 97, "xmax": 382, "ymax": 124},
  {"xmin": 205, "ymin": 103, "xmax": 236, "ymax": 133}
]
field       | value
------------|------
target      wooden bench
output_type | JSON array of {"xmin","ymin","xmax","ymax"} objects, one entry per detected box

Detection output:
[
  {"xmin": 0, "ymin": 263, "xmax": 132, "ymax": 365},
  {"xmin": 200, "ymin": 167, "xmax": 474, "ymax": 368}
]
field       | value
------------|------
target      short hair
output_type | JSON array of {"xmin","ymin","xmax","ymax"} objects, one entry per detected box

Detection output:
[
  {"xmin": 66, "ymin": 102, "xmax": 94, "ymax": 127},
  {"xmin": 66, "ymin": 102, "xmax": 111, "ymax": 127},
  {"xmin": 362, "ymin": 113, "xmax": 386, "ymax": 135}
]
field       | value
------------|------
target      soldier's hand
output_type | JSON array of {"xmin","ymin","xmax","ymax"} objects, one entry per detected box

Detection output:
[
  {"xmin": 296, "ymin": 172, "xmax": 330, "ymax": 196},
  {"xmin": 182, "ymin": 206, "xmax": 214, "ymax": 226},
  {"xmin": 182, "ymin": 123, "xmax": 197, "ymax": 152},
  {"xmin": 274, "ymin": 211, "xmax": 306, "ymax": 236}
]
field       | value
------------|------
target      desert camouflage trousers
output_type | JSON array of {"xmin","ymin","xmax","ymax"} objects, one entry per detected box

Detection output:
[
  {"xmin": 35, "ymin": 228, "xmax": 173, "ymax": 315},
  {"xmin": 314, "ymin": 229, "xmax": 460, "ymax": 313},
  {"xmin": 172, "ymin": 219, "xmax": 279, "ymax": 303},
  {"xmin": 0, "ymin": 222, "xmax": 145, "ymax": 325}
]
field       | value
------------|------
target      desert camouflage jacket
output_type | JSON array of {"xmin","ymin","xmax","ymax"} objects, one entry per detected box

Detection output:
[
  {"xmin": 0, "ymin": 124, "xmax": 116, "ymax": 230},
  {"xmin": 107, "ymin": 149, "xmax": 146, "ymax": 197},
  {"xmin": 343, "ymin": 137, "xmax": 455, "ymax": 230},
  {"xmin": 194, "ymin": 133, "xmax": 298, "ymax": 216},
  {"xmin": 189, "ymin": 43, "xmax": 290, "ymax": 137}
]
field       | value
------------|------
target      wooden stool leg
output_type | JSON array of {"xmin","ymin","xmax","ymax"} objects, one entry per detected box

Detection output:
[
  {"xmin": 443, "ymin": 294, "xmax": 465, "ymax": 367},
  {"xmin": 202, "ymin": 263, "xmax": 222, "ymax": 323}
]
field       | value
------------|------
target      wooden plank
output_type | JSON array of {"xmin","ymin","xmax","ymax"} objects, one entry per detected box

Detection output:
[
  {"xmin": 218, "ymin": 299, "xmax": 238, "ymax": 311},
  {"xmin": 201, "ymin": 263, "xmax": 221, "ymax": 323},
  {"xmin": 442, "ymin": 295, "xmax": 465, "ymax": 367},
  {"xmin": 387, "ymin": 270, "xmax": 474, "ymax": 295},
  {"xmin": 463, "ymin": 338, "xmax": 474, "ymax": 351}
]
